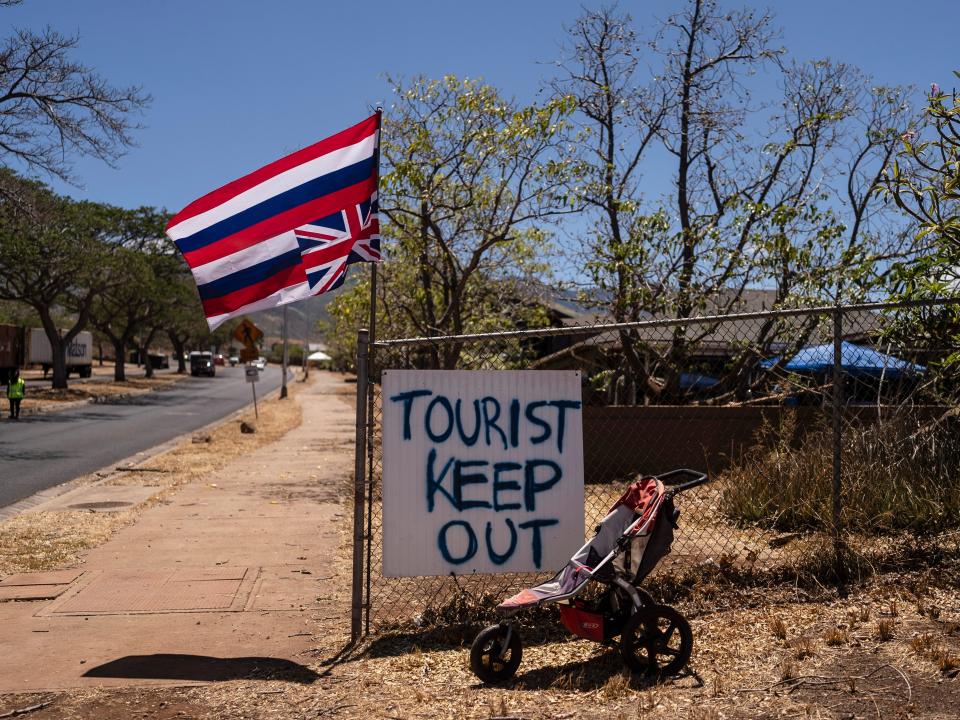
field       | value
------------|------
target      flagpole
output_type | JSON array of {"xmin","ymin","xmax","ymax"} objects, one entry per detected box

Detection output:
[
  {"xmin": 369, "ymin": 106, "xmax": 382, "ymax": 347},
  {"xmin": 363, "ymin": 105, "xmax": 382, "ymax": 633}
]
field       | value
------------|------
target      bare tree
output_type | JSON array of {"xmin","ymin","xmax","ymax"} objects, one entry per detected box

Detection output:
[
  {"xmin": 556, "ymin": 1, "xmax": 916, "ymax": 403},
  {"xmin": 0, "ymin": 23, "xmax": 149, "ymax": 182}
]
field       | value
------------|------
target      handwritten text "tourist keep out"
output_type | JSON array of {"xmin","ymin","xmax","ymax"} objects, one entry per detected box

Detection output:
[{"xmin": 389, "ymin": 389, "xmax": 582, "ymax": 569}]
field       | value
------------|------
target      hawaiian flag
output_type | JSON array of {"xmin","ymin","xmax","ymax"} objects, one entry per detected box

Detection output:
[{"xmin": 166, "ymin": 114, "xmax": 381, "ymax": 330}]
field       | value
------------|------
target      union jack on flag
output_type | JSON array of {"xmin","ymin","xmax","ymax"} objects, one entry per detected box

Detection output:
[
  {"xmin": 166, "ymin": 113, "xmax": 382, "ymax": 330},
  {"xmin": 296, "ymin": 197, "xmax": 381, "ymax": 295}
]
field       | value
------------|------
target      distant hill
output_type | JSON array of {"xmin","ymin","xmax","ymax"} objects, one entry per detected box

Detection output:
[{"xmin": 246, "ymin": 293, "xmax": 336, "ymax": 348}]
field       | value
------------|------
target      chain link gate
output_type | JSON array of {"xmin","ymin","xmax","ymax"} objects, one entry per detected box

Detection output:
[{"xmin": 351, "ymin": 299, "xmax": 960, "ymax": 639}]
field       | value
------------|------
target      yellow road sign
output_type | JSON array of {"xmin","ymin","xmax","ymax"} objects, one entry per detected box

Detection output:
[{"xmin": 233, "ymin": 319, "xmax": 263, "ymax": 349}]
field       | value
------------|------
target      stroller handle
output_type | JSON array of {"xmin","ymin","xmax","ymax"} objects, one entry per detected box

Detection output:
[{"xmin": 656, "ymin": 468, "xmax": 709, "ymax": 494}]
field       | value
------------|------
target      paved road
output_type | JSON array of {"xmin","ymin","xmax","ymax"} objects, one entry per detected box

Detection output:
[{"xmin": 0, "ymin": 366, "xmax": 284, "ymax": 509}]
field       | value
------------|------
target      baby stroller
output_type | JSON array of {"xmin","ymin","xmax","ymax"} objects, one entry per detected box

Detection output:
[{"xmin": 470, "ymin": 469, "xmax": 708, "ymax": 683}]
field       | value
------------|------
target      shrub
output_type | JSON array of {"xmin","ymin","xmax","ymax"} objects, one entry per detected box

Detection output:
[{"xmin": 719, "ymin": 410, "xmax": 960, "ymax": 534}]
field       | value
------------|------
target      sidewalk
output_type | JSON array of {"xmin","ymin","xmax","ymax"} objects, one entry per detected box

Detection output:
[{"xmin": 0, "ymin": 372, "xmax": 356, "ymax": 692}]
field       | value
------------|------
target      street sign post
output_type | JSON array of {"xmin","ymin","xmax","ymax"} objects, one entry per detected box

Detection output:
[
  {"xmin": 235, "ymin": 320, "xmax": 263, "ymax": 418},
  {"xmin": 245, "ymin": 366, "xmax": 260, "ymax": 417},
  {"xmin": 233, "ymin": 319, "xmax": 263, "ymax": 349}
]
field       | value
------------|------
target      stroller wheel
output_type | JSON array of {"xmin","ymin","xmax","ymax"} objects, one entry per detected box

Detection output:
[
  {"xmin": 619, "ymin": 605, "xmax": 692, "ymax": 678},
  {"xmin": 470, "ymin": 623, "xmax": 522, "ymax": 683}
]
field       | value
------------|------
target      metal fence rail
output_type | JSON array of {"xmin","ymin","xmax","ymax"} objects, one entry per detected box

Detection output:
[{"xmin": 351, "ymin": 299, "xmax": 960, "ymax": 638}]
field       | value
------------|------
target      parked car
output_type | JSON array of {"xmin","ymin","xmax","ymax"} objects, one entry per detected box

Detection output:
[
  {"xmin": 148, "ymin": 353, "xmax": 170, "ymax": 369},
  {"xmin": 189, "ymin": 351, "xmax": 216, "ymax": 377},
  {"xmin": 253, "ymin": 357, "xmax": 267, "ymax": 370},
  {"xmin": 213, "ymin": 353, "xmax": 226, "ymax": 366},
  {"xmin": 229, "ymin": 355, "xmax": 239, "ymax": 366}
]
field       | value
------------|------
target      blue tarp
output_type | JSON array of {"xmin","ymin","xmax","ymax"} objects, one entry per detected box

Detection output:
[{"xmin": 761, "ymin": 342, "xmax": 925, "ymax": 378}]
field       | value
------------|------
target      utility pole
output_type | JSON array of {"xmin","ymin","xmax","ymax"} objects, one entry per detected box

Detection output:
[
  {"xmin": 303, "ymin": 306, "xmax": 309, "ymax": 380},
  {"xmin": 280, "ymin": 305, "xmax": 289, "ymax": 399}
]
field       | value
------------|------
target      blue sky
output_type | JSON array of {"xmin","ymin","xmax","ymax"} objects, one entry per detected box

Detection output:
[{"xmin": 5, "ymin": 0, "xmax": 958, "ymax": 214}]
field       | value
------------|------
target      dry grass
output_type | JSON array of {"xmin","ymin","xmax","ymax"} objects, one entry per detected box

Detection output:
[
  {"xmin": 767, "ymin": 615, "xmax": 788, "ymax": 641},
  {"xmin": 0, "ymin": 377, "xmax": 305, "ymax": 577},
  {"xmin": 720, "ymin": 411, "xmax": 960, "ymax": 534},
  {"xmin": 790, "ymin": 635, "xmax": 817, "ymax": 660},
  {"xmin": 875, "ymin": 619, "xmax": 896, "ymax": 641}
]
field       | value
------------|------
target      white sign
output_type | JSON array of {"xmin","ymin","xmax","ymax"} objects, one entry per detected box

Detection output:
[
  {"xmin": 245, "ymin": 367, "xmax": 259, "ymax": 383},
  {"xmin": 382, "ymin": 370, "xmax": 585, "ymax": 577}
]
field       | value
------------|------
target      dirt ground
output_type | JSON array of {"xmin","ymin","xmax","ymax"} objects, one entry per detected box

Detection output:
[
  {"xmin": 1, "ymin": 373, "xmax": 957, "ymax": 719},
  {"xmin": 0, "ymin": 567, "xmax": 957, "ymax": 720}
]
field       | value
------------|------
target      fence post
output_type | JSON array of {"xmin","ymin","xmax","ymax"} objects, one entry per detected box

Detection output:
[
  {"xmin": 350, "ymin": 328, "xmax": 370, "ymax": 642},
  {"xmin": 831, "ymin": 308, "xmax": 845, "ymax": 579}
]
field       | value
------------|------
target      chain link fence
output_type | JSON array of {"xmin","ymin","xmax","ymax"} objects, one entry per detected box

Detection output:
[{"xmin": 350, "ymin": 299, "xmax": 960, "ymax": 638}]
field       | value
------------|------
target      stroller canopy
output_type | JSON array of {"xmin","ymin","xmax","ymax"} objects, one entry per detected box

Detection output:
[{"xmin": 499, "ymin": 476, "xmax": 666, "ymax": 610}]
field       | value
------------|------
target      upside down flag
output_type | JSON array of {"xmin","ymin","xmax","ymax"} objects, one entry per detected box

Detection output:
[{"xmin": 166, "ymin": 114, "xmax": 381, "ymax": 330}]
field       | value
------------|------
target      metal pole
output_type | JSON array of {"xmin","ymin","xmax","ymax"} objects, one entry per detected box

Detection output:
[
  {"xmin": 251, "ymin": 379, "xmax": 259, "ymax": 419},
  {"xmin": 832, "ymin": 307, "xmax": 844, "ymax": 578},
  {"xmin": 350, "ymin": 328, "xmax": 370, "ymax": 642},
  {"xmin": 280, "ymin": 305, "xmax": 289, "ymax": 399},
  {"xmin": 363, "ymin": 107, "xmax": 383, "ymax": 634},
  {"xmin": 303, "ymin": 306, "xmax": 309, "ymax": 380},
  {"xmin": 364, "ymin": 262, "xmax": 377, "ymax": 633}
]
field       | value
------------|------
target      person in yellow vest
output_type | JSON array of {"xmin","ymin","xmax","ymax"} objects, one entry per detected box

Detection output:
[{"xmin": 7, "ymin": 369, "xmax": 25, "ymax": 419}]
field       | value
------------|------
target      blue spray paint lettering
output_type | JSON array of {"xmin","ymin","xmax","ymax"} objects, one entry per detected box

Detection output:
[
  {"xmin": 524, "ymin": 459, "xmax": 562, "ymax": 511},
  {"xmin": 492, "ymin": 462, "xmax": 522, "ymax": 511},
  {"xmin": 425, "ymin": 448, "xmax": 456, "ymax": 512},
  {"xmin": 454, "ymin": 460, "xmax": 492, "ymax": 510},
  {"xmin": 454, "ymin": 398, "xmax": 482, "ymax": 446},
  {"xmin": 438, "ymin": 517, "xmax": 559, "ymax": 567},
  {"xmin": 485, "ymin": 518, "xmax": 517, "ymax": 565},
  {"xmin": 518, "ymin": 518, "xmax": 559, "ymax": 568},
  {"xmin": 389, "ymin": 389, "xmax": 432, "ymax": 440},
  {"xmin": 481, "ymin": 396, "xmax": 507, "ymax": 449},
  {"xmin": 438, "ymin": 520, "xmax": 478, "ymax": 564},
  {"xmin": 425, "ymin": 395, "xmax": 454, "ymax": 443}
]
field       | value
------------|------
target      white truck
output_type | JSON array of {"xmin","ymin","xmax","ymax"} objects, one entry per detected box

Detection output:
[{"xmin": 27, "ymin": 328, "xmax": 94, "ymax": 378}]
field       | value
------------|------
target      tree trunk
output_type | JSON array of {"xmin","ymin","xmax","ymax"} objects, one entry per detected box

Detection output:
[
  {"xmin": 168, "ymin": 331, "xmax": 186, "ymax": 374},
  {"xmin": 140, "ymin": 327, "xmax": 158, "ymax": 379},
  {"xmin": 37, "ymin": 311, "xmax": 68, "ymax": 390},
  {"xmin": 112, "ymin": 338, "xmax": 126, "ymax": 382}
]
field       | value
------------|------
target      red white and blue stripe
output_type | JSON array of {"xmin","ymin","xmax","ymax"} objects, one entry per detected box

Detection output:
[{"xmin": 167, "ymin": 114, "xmax": 381, "ymax": 330}]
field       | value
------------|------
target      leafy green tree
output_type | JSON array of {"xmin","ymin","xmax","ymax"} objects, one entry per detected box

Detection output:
[
  {"xmin": 885, "ymin": 74, "xmax": 960, "ymax": 387},
  {"xmin": 325, "ymin": 76, "xmax": 575, "ymax": 368},
  {"xmin": 888, "ymin": 75, "xmax": 960, "ymax": 298},
  {"xmin": 163, "ymin": 275, "xmax": 209, "ymax": 374},
  {"xmin": 88, "ymin": 207, "xmax": 172, "ymax": 381},
  {"xmin": 0, "ymin": 170, "xmax": 119, "ymax": 388}
]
